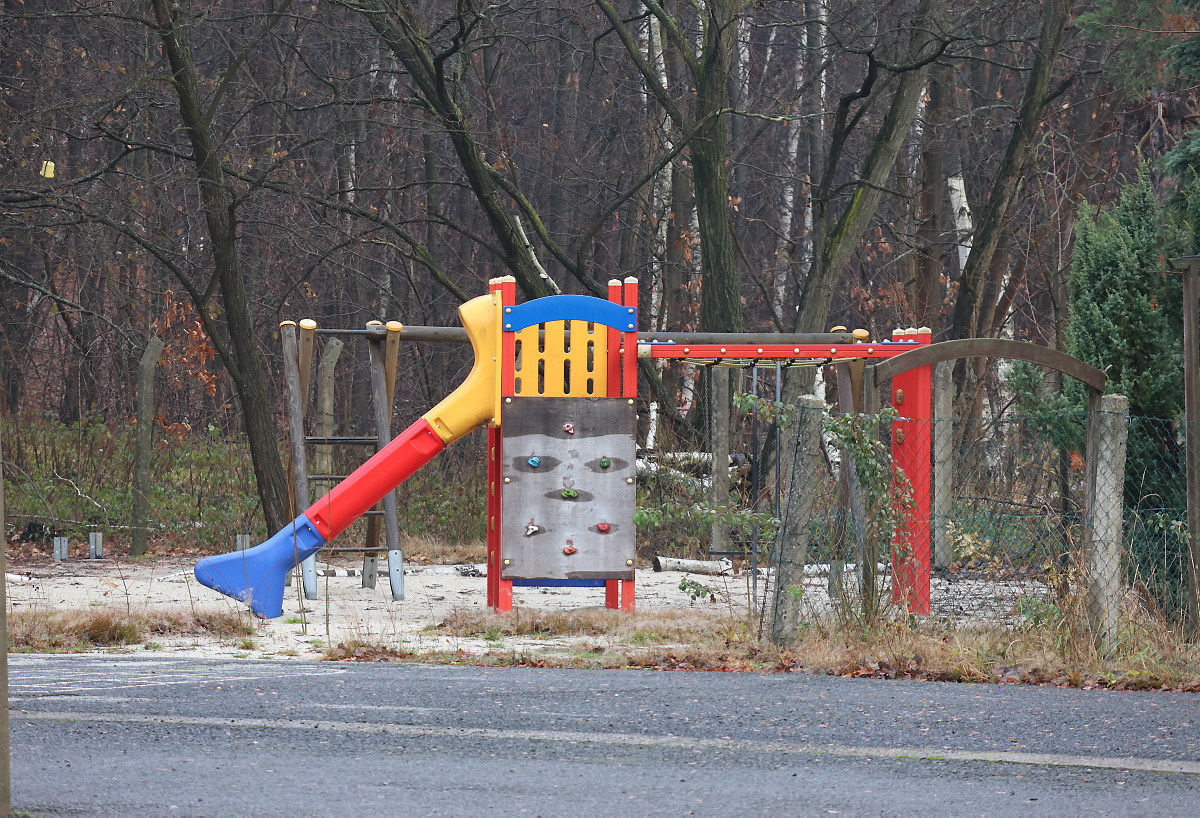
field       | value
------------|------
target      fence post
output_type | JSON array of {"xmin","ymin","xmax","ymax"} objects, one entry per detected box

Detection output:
[
  {"xmin": 710, "ymin": 366, "xmax": 731, "ymax": 555},
  {"xmin": 1084, "ymin": 392, "xmax": 1129, "ymax": 650},
  {"xmin": 1181, "ymin": 265, "xmax": 1200, "ymax": 635},
  {"xmin": 131, "ymin": 336, "xmax": 165, "ymax": 556},
  {"xmin": 769, "ymin": 396, "xmax": 825, "ymax": 647},
  {"xmin": 933, "ymin": 360, "xmax": 954, "ymax": 568},
  {"xmin": 2, "ymin": 420, "xmax": 12, "ymax": 816}
]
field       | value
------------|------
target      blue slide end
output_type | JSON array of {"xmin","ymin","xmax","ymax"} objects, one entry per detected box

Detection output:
[{"xmin": 194, "ymin": 514, "xmax": 327, "ymax": 618}]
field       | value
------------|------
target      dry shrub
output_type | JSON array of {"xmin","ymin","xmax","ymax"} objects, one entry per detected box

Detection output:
[
  {"xmin": 8, "ymin": 605, "xmax": 256, "ymax": 651},
  {"xmin": 760, "ymin": 590, "xmax": 1200, "ymax": 690},
  {"xmin": 322, "ymin": 640, "xmax": 410, "ymax": 662}
]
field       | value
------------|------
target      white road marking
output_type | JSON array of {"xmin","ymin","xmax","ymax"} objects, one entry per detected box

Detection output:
[{"xmin": 15, "ymin": 710, "xmax": 1200, "ymax": 776}]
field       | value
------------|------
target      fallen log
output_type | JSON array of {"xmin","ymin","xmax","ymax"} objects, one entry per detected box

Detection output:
[{"xmin": 652, "ymin": 556, "xmax": 733, "ymax": 575}]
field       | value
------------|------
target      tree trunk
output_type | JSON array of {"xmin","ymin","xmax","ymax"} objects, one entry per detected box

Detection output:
[
  {"xmin": 694, "ymin": 0, "xmax": 742, "ymax": 333},
  {"xmin": 795, "ymin": 0, "xmax": 941, "ymax": 336},
  {"xmin": 949, "ymin": 0, "xmax": 1073, "ymax": 342},
  {"xmin": 151, "ymin": 0, "xmax": 290, "ymax": 531},
  {"xmin": 355, "ymin": 0, "xmax": 555, "ymax": 300}
]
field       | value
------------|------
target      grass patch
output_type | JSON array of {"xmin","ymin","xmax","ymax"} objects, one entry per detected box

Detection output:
[
  {"xmin": 322, "ymin": 640, "xmax": 409, "ymax": 662},
  {"xmin": 420, "ymin": 599, "xmax": 1200, "ymax": 690},
  {"xmin": 8, "ymin": 605, "xmax": 255, "ymax": 652},
  {"xmin": 433, "ymin": 606, "xmax": 736, "ymax": 646}
]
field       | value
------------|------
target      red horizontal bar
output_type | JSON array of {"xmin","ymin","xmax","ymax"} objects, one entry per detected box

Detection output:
[{"xmin": 639, "ymin": 342, "xmax": 919, "ymax": 360}]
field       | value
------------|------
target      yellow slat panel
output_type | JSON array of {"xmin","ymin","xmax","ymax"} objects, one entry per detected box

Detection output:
[
  {"xmin": 540, "ymin": 321, "xmax": 568, "ymax": 397},
  {"xmin": 510, "ymin": 320, "xmax": 609, "ymax": 397}
]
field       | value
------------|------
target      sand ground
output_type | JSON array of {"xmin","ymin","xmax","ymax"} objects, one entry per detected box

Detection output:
[{"xmin": 5, "ymin": 556, "xmax": 754, "ymax": 660}]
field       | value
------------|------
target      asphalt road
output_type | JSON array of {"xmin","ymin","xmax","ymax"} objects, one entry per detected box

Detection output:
[{"xmin": 7, "ymin": 654, "xmax": 1199, "ymax": 816}]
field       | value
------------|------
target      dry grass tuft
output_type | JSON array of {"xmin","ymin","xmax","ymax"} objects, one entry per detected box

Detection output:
[
  {"xmin": 392, "ymin": 533, "xmax": 487, "ymax": 565},
  {"xmin": 433, "ymin": 605, "xmax": 734, "ymax": 644},
  {"xmin": 8, "ymin": 605, "xmax": 256, "ymax": 651},
  {"xmin": 322, "ymin": 640, "xmax": 410, "ymax": 662}
]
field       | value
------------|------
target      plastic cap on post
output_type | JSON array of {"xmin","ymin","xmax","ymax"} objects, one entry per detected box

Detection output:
[
  {"xmin": 299, "ymin": 319, "xmax": 317, "ymax": 330},
  {"xmin": 623, "ymin": 276, "xmax": 638, "ymax": 284},
  {"xmin": 608, "ymin": 279, "xmax": 622, "ymax": 287},
  {"xmin": 386, "ymin": 320, "xmax": 403, "ymax": 332},
  {"xmin": 852, "ymin": 328, "xmax": 870, "ymax": 341},
  {"xmin": 280, "ymin": 320, "xmax": 297, "ymax": 328}
]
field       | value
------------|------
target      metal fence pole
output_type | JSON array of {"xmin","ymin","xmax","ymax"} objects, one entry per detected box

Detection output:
[
  {"xmin": 1085, "ymin": 393, "xmax": 1129, "ymax": 650},
  {"xmin": 769, "ymin": 397, "xmax": 825, "ymax": 647}
]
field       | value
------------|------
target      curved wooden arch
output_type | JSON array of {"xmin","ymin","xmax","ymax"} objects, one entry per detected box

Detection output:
[{"xmin": 871, "ymin": 338, "xmax": 1106, "ymax": 392}]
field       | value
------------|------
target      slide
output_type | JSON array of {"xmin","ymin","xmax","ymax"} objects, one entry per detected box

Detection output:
[{"xmin": 195, "ymin": 293, "xmax": 499, "ymax": 617}]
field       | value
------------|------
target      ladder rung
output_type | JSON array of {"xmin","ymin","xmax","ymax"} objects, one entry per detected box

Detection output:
[{"xmin": 305, "ymin": 436, "xmax": 379, "ymax": 445}]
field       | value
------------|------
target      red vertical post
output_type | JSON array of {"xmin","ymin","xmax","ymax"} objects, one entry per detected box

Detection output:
[
  {"xmin": 621, "ymin": 580, "xmax": 635, "ymax": 611},
  {"xmin": 606, "ymin": 279, "xmax": 623, "ymax": 397},
  {"xmin": 605, "ymin": 279, "xmax": 624, "ymax": 609},
  {"xmin": 487, "ymin": 426, "xmax": 501, "ymax": 609},
  {"xmin": 621, "ymin": 277, "xmax": 638, "ymax": 399},
  {"xmin": 621, "ymin": 277, "xmax": 639, "ymax": 612},
  {"xmin": 890, "ymin": 328, "xmax": 932, "ymax": 614},
  {"xmin": 493, "ymin": 277, "xmax": 516, "ymax": 612}
]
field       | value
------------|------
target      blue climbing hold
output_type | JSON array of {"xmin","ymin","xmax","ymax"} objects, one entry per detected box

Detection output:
[{"xmin": 528, "ymin": 457, "xmax": 541, "ymax": 468}]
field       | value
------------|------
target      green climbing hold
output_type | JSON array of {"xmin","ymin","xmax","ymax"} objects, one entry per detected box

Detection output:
[
  {"xmin": 599, "ymin": 458, "xmax": 611, "ymax": 469},
  {"xmin": 561, "ymin": 488, "xmax": 579, "ymax": 499}
]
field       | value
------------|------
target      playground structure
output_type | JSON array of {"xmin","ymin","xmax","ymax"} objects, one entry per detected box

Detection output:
[{"xmin": 196, "ymin": 276, "xmax": 1118, "ymax": 625}]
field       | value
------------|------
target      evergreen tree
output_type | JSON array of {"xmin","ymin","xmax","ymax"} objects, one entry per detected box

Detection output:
[{"xmin": 1067, "ymin": 175, "xmax": 1184, "ymax": 420}]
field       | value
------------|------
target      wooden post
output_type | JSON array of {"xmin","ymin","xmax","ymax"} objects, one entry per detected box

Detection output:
[
  {"xmin": 768, "ymin": 396, "xmax": 825, "ymax": 646},
  {"xmin": 832, "ymin": 360, "xmax": 867, "ymax": 605},
  {"xmin": 312, "ymin": 338, "xmax": 344, "ymax": 496},
  {"xmin": 365, "ymin": 322, "xmax": 405, "ymax": 601},
  {"xmin": 296, "ymin": 320, "xmax": 317, "ymax": 591},
  {"xmin": 281, "ymin": 322, "xmax": 317, "ymax": 599},
  {"xmin": 710, "ymin": 365, "xmax": 732, "ymax": 556},
  {"xmin": 361, "ymin": 321, "xmax": 385, "ymax": 589},
  {"xmin": 1084, "ymin": 392, "xmax": 1129, "ymax": 650},
  {"xmin": 131, "ymin": 336, "xmax": 165, "ymax": 556},
  {"xmin": 1183, "ymin": 266, "xmax": 1200, "ymax": 634},
  {"xmin": 1, "ymin": 419, "xmax": 11, "ymax": 815},
  {"xmin": 932, "ymin": 360, "xmax": 954, "ymax": 568}
]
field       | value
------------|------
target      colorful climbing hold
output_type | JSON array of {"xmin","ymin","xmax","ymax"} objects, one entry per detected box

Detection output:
[
  {"xmin": 528, "ymin": 456, "xmax": 541, "ymax": 468},
  {"xmin": 561, "ymin": 488, "xmax": 578, "ymax": 499},
  {"xmin": 597, "ymin": 522, "xmax": 610, "ymax": 533},
  {"xmin": 599, "ymin": 457, "xmax": 611, "ymax": 469}
]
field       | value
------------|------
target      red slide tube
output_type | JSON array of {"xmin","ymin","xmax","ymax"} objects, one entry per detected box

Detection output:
[{"xmin": 304, "ymin": 417, "xmax": 446, "ymax": 542}]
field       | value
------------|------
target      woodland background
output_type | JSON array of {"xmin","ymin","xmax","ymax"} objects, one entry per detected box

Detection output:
[{"xmin": 0, "ymin": 0, "xmax": 1195, "ymax": 539}]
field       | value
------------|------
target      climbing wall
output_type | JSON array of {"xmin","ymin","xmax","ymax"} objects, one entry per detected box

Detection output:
[{"xmin": 500, "ymin": 396, "xmax": 636, "ymax": 581}]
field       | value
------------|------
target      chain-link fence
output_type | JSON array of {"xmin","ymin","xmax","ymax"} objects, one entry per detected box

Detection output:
[{"xmin": 763, "ymin": 400, "xmax": 1196, "ymax": 639}]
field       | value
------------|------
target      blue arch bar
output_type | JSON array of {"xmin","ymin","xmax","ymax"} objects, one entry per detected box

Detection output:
[{"xmin": 503, "ymin": 295, "xmax": 636, "ymax": 334}]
